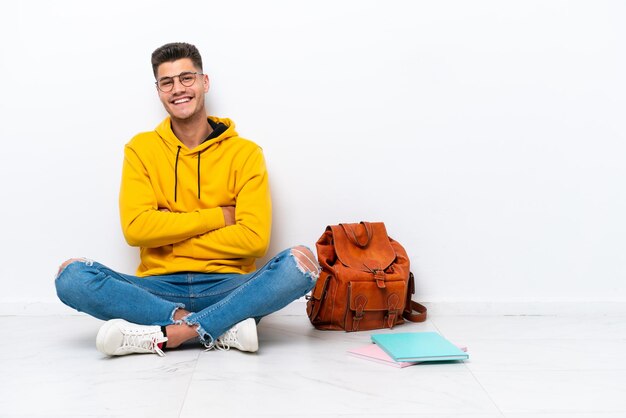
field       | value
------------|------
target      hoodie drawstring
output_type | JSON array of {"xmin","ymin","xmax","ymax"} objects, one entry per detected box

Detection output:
[
  {"xmin": 174, "ymin": 146, "xmax": 181, "ymax": 202},
  {"xmin": 174, "ymin": 146, "xmax": 202, "ymax": 201},
  {"xmin": 197, "ymin": 151, "xmax": 201, "ymax": 199}
]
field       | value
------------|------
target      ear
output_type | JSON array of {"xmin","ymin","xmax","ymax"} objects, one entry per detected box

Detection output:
[{"xmin": 203, "ymin": 74, "xmax": 210, "ymax": 93}]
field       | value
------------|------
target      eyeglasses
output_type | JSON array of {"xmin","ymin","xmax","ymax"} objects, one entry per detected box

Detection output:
[{"xmin": 155, "ymin": 71, "xmax": 202, "ymax": 92}]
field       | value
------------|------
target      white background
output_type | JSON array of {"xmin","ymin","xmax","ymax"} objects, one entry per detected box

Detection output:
[{"xmin": 1, "ymin": 0, "xmax": 624, "ymax": 313}]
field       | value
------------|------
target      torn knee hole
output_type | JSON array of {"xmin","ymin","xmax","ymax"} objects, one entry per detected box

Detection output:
[
  {"xmin": 291, "ymin": 246, "xmax": 320, "ymax": 275},
  {"xmin": 56, "ymin": 257, "xmax": 92, "ymax": 277}
]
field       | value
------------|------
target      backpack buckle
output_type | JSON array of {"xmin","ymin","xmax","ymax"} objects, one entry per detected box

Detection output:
[
  {"xmin": 385, "ymin": 294, "xmax": 400, "ymax": 328},
  {"xmin": 353, "ymin": 295, "xmax": 367, "ymax": 331},
  {"xmin": 373, "ymin": 269, "xmax": 386, "ymax": 288}
]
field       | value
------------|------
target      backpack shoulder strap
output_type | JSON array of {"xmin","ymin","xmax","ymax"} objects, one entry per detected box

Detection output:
[
  {"xmin": 403, "ymin": 272, "xmax": 427, "ymax": 322},
  {"xmin": 403, "ymin": 301, "xmax": 428, "ymax": 322}
]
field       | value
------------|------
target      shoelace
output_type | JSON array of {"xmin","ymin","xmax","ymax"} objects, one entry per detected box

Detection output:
[
  {"xmin": 204, "ymin": 326, "xmax": 238, "ymax": 352},
  {"xmin": 121, "ymin": 330, "xmax": 167, "ymax": 357}
]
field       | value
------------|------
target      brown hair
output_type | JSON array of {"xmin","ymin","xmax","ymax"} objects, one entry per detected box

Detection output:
[{"xmin": 151, "ymin": 42, "xmax": 203, "ymax": 78}]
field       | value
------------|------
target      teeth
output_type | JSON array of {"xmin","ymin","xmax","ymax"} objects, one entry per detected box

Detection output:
[{"xmin": 174, "ymin": 98, "xmax": 190, "ymax": 104}]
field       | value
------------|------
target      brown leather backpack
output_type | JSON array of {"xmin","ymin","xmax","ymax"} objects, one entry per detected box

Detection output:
[{"xmin": 306, "ymin": 221, "xmax": 427, "ymax": 331}]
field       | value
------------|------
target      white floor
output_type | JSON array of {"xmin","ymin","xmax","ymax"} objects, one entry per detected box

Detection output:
[{"xmin": 1, "ymin": 307, "xmax": 626, "ymax": 417}]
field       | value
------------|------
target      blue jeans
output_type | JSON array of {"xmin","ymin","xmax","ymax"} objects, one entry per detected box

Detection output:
[{"xmin": 55, "ymin": 247, "xmax": 318, "ymax": 344}]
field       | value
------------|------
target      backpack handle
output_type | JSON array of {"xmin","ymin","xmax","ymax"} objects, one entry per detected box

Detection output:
[{"xmin": 340, "ymin": 221, "xmax": 373, "ymax": 248}]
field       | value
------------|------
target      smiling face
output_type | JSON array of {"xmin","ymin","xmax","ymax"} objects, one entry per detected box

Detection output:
[{"xmin": 156, "ymin": 58, "xmax": 209, "ymax": 122}]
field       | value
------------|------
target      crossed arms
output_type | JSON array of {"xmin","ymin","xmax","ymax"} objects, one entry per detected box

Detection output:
[{"xmin": 119, "ymin": 145, "xmax": 271, "ymax": 260}]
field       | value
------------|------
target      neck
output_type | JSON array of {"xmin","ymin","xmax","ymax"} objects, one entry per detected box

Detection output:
[{"xmin": 170, "ymin": 112, "xmax": 213, "ymax": 149}]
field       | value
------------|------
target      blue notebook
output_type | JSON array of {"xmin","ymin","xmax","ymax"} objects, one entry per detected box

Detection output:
[{"xmin": 371, "ymin": 332, "xmax": 469, "ymax": 362}]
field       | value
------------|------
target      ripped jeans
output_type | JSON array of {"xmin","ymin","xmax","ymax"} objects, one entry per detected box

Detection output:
[{"xmin": 55, "ymin": 247, "xmax": 319, "ymax": 345}]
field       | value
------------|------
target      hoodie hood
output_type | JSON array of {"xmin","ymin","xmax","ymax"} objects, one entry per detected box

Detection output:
[
  {"xmin": 154, "ymin": 115, "xmax": 238, "ymax": 154},
  {"xmin": 154, "ymin": 116, "xmax": 239, "ymax": 201}
]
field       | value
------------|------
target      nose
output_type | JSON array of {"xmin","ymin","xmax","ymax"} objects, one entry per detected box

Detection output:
[{"xmin": 171, "ymin": 76, "xmax": 186, "ymax": 93}]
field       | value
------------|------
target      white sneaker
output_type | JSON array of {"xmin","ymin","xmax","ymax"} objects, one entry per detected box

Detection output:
[
  {"xmin": 96, "ymin": 319, "xmax": 168, "ymax": 357},
  {"xmin": 211, "ymin": 318, "xmax": 258, "ymax": 352}
]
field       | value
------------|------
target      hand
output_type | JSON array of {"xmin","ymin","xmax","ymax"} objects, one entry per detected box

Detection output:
[
  {"xmin": 158, "ymin": 208, "xmax": 170, "ymax": 212},
  {"xmin": 222, "ymin": 206, "xmax": 236, "ymax": 226}
]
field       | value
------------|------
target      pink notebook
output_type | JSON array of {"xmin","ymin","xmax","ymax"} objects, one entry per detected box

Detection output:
[
  {"xmin": 347, "ymin": 344, "xmax": 418, "ymax": 368},
  {"xmin": 348, "ymin": 343, "xmax": 468, "ymax": 368}
]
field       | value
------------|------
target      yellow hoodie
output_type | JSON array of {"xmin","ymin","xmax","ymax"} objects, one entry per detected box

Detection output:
[{"xmin": 119, "ymin": 116, "xmax": 271, "ymax": 277}]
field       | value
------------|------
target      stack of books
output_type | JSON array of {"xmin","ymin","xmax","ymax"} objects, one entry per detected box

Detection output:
[{"xmin": 348, "ymin": 332, "xmax": 469, "ymax": 368}]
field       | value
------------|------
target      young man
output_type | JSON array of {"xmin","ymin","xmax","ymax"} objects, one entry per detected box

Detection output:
[{"xmin": 55, "ymin": 42, "xmax": 319, "ymax": 356}]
